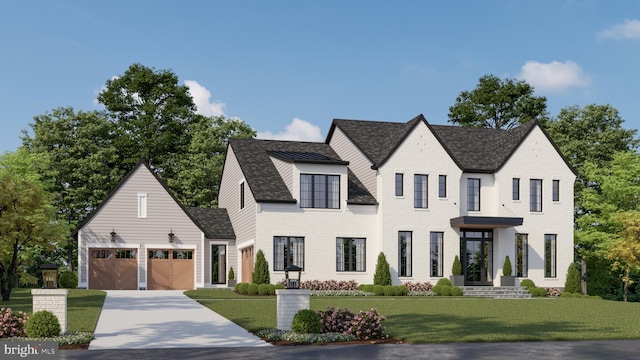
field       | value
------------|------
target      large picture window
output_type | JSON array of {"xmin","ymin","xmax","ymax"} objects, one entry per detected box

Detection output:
[
  {"xmin": 414, "ymin": 175, "xmax": 428, "ymax": 208},
  {"xmin": 336, "ymin": 238, "xmax": 366, "ymax": 272},
  {"xmin": 300, "ymin": 174, "xmax": 339, "ymax": 209},
  {"xmin": 274, "ymin": 236, "xmax": 305, "ymax": 271},
  {"xmin": 430, "ymin": 232, "xmax": 443, "ymax": 277},
  {"xmin": 398, "ymin": 231, "xmax": 412, "ymax": 277},
  {"xmin": 544, "ymin": 234, "xmax": 556, "ymax": 278},
  {"xmin": 530, "ymin": 179, "xmax": 542, "ymax": 212},
  {"xmin": 467, "ymin": 178, "xmax": 480, "ymax": 211},
  {"xmin": 516, "ymin": 234, "xmax": 528, "ymax": 277}
]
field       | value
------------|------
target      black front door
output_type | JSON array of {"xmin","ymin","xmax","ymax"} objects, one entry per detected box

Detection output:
[{"xmin": 461, "ymin": 230, "xmax": 493, "ymax": 286}]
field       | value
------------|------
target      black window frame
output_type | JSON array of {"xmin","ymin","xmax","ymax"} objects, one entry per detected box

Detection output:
[
  {"xmin": 544, "ymin": 234, "xmax": 557, "ymax": 278},
  {"xmin": 395, "ymin": 173, "xmax": 403, "ymax": 197},
  {"xmin": 414, "ymin": 174, "xmax": 428, "ymax": 209},
  {"xmin": 336, "ymin": 237, "xmax": 366, "ymax": 272},
  {"xmin": 398, "ymin": 231, "xmax": 412, "ymax": 277},
  {"xmin": 552, "ymin": 180, "xmax": 560, "ymax": 202},
  {"xmin": 530, "ymin": 179, "xmax": 543, "ymax": 212},
  {"xmin": 515, "ymin": 233, "xmax": 528, "ymax": 277},
  {"xmin": 273, "ymin": 236, "xmax": 305, "ymax": 271},
  {"xmin": 438, "ymin": 175, "xmax": 447, "ymax": 198},
  {"xmin": 300, "ymin": 174, "xmax": 340, "ymax": 209},
  {"xmin": 240, "ymin": 182, "xmax": 245, "ymax": 209},
  {"xmin": 430, "ymin": 232, "xmax": 443, "ymax": 277},
  {"xmin": 467, "ymin": 178, "xmax": 481, "ymax": 211},
  {"xmin": 512, "ymin": 178, "xmax": 520, "ymax": 201}
]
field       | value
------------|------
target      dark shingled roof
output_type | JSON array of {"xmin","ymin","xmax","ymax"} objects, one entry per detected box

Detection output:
[
  {"xmin": 329, "ymin": 115, "xmax": 542, "ymax": 173},
  {"xmin": 186, "ymin": 207, "xmax": 236, "ymax": 239},
  {"xmin": 229, "ymin": 138, "xmax": 377, "ymax": 205}
]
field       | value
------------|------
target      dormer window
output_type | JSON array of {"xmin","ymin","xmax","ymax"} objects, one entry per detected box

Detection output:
[{"xmin": 300, "ymin": 174, "xmax": 339, "ymax": 209}]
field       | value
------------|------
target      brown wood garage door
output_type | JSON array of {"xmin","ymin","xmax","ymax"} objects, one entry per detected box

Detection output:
[
  {"xmin": 147, "ymin": 249, "xmax": 194, "ymax": 290},
  {"xmin": 89, "ymin": 248, "xmax": 138, "ymax": 290}
]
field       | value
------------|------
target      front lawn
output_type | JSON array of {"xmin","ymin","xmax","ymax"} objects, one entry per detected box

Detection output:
[{"xmin": 187, "ymin": 289, "xmax": 640, "ymax": 343}]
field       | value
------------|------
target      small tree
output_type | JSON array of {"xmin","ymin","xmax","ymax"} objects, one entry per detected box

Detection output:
[
  {"xmin": 373, "ymin": 252, "xmax": 392, "ymax": 286},
  {"xmin": 452, "ymin": 255, "xmax": 462, "ymax": 275},
  {"xmin": 607, "ymin": 211, "xmax": 640, "ymax": 302},
  {"xmin": 252, "ymin": 250, "xmax": 270, "ymax": 284},
  {"xmin": 228, "ymin": 266, "xmax": 235, "ymax": 280},
  {"xmin": 503, "ymin": 256, "xmax": 512, "ymax": 277},
  {"xmin": 564, "ymin": 263, "xmax": 582, "ymax": 294}
]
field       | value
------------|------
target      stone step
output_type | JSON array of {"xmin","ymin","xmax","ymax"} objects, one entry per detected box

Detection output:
[{"xmin": 460, "ymin": 286, "xmax": 532, "ymax": 299}]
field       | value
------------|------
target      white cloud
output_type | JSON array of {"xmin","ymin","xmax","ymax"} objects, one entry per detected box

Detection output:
[
  {"xmin": 597, "ymin": 19, "xmax": 640, "ymax": 40},
  {"xmin": 184, "ymin": 80, "xmax": 225, "ymax": 117},
  {"xmin": 517, "ymin": 60, "xmax": 590, "ymax": 93},
  {"xmin": 256, "ymin": 118, "xmax": 324, "ymax": 142}
]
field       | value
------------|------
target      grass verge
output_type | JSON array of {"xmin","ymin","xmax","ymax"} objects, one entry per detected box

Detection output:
[{"xmin": 188, "ymin": 289, "xmax": 640, "ymax": 343}]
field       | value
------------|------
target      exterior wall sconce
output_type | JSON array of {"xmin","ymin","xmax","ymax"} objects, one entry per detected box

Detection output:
[
  {"xmin": 110, "ymin": 229, "xmax": 117, "ymax": 242},
  {"xmin": 168, "ymin": 229, "xmax": 175, "ymax": 243}
]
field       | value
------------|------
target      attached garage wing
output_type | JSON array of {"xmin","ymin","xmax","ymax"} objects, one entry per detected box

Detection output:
[{"xmin": 147, "ymin": 249, "xmax": 194, "ymax": 290}]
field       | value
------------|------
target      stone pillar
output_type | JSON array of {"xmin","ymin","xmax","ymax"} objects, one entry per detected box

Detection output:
[
  {"xmin": 276, "ymin": 289, "xmax": 311, "ymax": 331},
  {"xmin": 31, "ymin": 289, "xmax": 68, "ymax": 333}
]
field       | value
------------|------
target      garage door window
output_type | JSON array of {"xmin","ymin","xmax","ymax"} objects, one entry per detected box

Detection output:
[
  {"xmin": 92, "ymin": 249, "xmax": 112, "ymax": 259},
  {"xmin": 116, "ymin": 250, "xmax": 137, "ymax": 259},
  {"xmin": 149, "ymin": 250, "xmax": 169, "ymax": 259},
  {"xmin": 173, "ymin": 250, "xmax": 193, "ymax": 259}
]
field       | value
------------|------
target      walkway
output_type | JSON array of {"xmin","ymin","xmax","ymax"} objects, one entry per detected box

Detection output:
[{"xmin": 88, "ymin": 290, "xmax": 271, "ymax": 349}]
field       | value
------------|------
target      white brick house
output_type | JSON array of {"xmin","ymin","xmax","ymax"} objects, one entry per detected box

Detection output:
[{"xmin": 220, "ymin": 115, "xmax": 576, "ymax": 288}]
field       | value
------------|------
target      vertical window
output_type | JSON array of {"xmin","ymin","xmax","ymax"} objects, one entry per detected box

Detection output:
[
  {"xmin": 438, "ymin": 175, "xmax": 447, "ymax": 198},
  {"xmin": 274, "ymin": 236, "xmax": 305, "ymax": 271},
  {"xmin": 398, "ymin": 231, "xmax": 412, "ymax": 277},
  {"xmin": 414, "ymin": 175, "xmax": 428, "ymax": 208},
  {"xmin": 552, "ymin": 180, "xmax": 560, "ymax": 202},
  {"xmin": 240, "ymin": 182, "xmax": 245, "ymax": 209},
  {"xmin": 395, "ymin": 173, "xmax": 403, "ymax": 196},
  {"xmin": 430, "ymin": 232, "xmax": 443, "ymax": 277},
  {"xmin": 545, "ymin": 234, "xmax": 557, "ymax": 278},
  {"xmin": 138, "ymin": 193, "xmax": 148, "ymax": 218},
  {"xmin": 467, "ymin": 178, "xmax": 480, "ymax": 211},
  {"xmin": 512, "ymin": 178, "xmax": 520, "ymax": 201},
  {"xmin": 336, "ymin": 238, "xmax": 366, "ymax": 272},
  {"xmin": 300, "ymin": 174, "xmax": 339, "ymax": 209},
  {"xmin": 515, "ymin": 234, "xmax": 528, "ymax": 277},
  {"xmin": 530, "ymin": 179, "xmax": 542, "ymax": 212}
]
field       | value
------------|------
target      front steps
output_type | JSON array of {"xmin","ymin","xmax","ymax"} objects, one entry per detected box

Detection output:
[{"xmin": 460, "ymin": 286, "xmax": 532, "ymax": 299}]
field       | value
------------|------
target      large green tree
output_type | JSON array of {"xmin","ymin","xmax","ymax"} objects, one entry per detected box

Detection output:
[
  {"xmin": 0, "ymin": 150, "xmax": 67, "ymax": 301},
  {"xmin": 608, "ymin": 211, "xmax": 640, "ymax": 302},
  {"xmin": 448, "ymin": 74, "xmax": 548, "ymax": 130}
]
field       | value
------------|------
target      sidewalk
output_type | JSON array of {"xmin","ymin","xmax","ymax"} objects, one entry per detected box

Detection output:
[{"xmin": 88, "ymin": 290, "xmax": 271, "ymax": 349}]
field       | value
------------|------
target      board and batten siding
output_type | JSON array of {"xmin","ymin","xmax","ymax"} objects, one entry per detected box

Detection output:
[
  {"xmin": 78, "ymin": 165, "xmax": 203, "ymax": 288},
  {"xmin": 329, "ymin": 126, "xmax": 377, "ymax": 197}
]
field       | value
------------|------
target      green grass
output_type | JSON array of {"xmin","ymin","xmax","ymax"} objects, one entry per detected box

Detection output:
[
  {"xmin": 188, "ymin": 289, "xmax": 640, "ymax": 343},
  {"xmin": 1, "ymin": 288, "xmax": 106, "ymax": 333}
]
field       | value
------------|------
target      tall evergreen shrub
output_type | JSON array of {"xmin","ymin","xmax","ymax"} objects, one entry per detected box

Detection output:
[
  {"xmin": 503, "ymin": 256, "xmax": 512, "ymax": 276},
  {"xmin": 452, "ymin": 255, "xmax": 462, "ymax": 275},
  {"xmin": 373, "ymin": 252, "xmax": 392, "ymax": 286},
  {"xmin": 252, "ymin": 250, "xmax": 270, "ymax": 284},
  {"xmin": 564, "ymin": 262, "xmax": 582, "ymax": 294}
]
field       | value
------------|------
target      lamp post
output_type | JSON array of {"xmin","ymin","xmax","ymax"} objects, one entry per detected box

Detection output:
[
  {"xmin": 41, "ymin": 263, "xmax": 59, "ymax": 289},
  {"xmin": 284, "ymin": 265, "xmax": 302, "ymax": 289}
]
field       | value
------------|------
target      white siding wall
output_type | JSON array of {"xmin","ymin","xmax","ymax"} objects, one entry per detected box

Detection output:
[
  {"xmin": 329, "ymin": 127, "xmax": 377, "ymax": 196},
  {"xmin": 271, "ymin": 157, "xmax": 294, "ymax": 196},
  {"xmin": 78, "ymin": 165, "xmax": 203, "ymax": 289}
]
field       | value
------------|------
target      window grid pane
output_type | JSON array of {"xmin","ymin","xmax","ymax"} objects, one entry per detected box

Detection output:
[
  {"xmin": 544, "ymin": 234, "xmax": 556, "ymax": 278},
  {"xmin": 552, "ymin": 180, "xmax": 560, "ymax": 202},
  {"xmin": 300, "ymin": 175, "xmax": 313, "ymax": 208},
  {"xmin": 513, "ymin": 178, "xmax": 520, "ymax": 200},
  {"xmin": 336, "ymin": 238, "xmax": 366, "ymax": 272},
  {"xmin": 399, "ymin": 231, "xmax": 412, "ymax": 277},
  {"xmin": 430, "ymin": 232, "xmax": 443, "ymax": 277},
  {"xmin": 313, "ymin": 175, "xmax": 326, "ymax": 208},
  {"xmin": 300, "ymin": 174, "xmax": 339, "ymax": 209},
  {"xmin": 439, "ymin": 175, "xmax": 447, "ymax": 198},
  {"xmin": 414, "ymin": 175, "xmax": 427, "ymax": 208},
  {"xmin": 516, "ymin": 234, "xmax": 528, "ymax": 277},
  {"xmin": 530, "ymin": 179, "xmax": 542, "ymax": 212},
  {"xmin": 395, "ymin": 173, "xmax": 403, "ymax": 196},
  {"xmin": 468, "ymin": 178, "xmax": 480, "ymax": 211}
]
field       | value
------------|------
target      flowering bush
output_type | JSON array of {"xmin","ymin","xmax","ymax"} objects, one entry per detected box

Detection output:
[
  {"xmin": 0, "ymin": 308, "xmax": 28, "ymax": 338},
  {"xmin": 295, "ymin": 279, "xmax": 358, "ymax": 291},
  {"xmin": 403, "ymin": 281, "xmax": 433, "ymax": 292},
  {"xmin": 545, "ymin": 287, "xmax": 561, "ymax": 297},
  {"xmin": 346, "ymin": 308, "xmax": 389, "ymax": 340},
  {"xmin": 256, "ymin": 329, "xmax": 355, "ymax": 343},
  {"xmin": 311, "ymin": 290, "xmax": 373, "ymax": 296},
  {"xmin": 318, "ymin": 307, "xmax": 354, "ymax": 334}
]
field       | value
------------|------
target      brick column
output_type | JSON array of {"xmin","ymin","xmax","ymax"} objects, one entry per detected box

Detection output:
[
  {"xmin": 276, "ymin": 289, "xmax": 311, "ymax": 331},
  {"xmin": 31, "ymin": 289, "xmax": 68, "ymax": 333}
]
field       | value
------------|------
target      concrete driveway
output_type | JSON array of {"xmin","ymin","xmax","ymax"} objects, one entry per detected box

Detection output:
[{"xmin": 89, "ymin": 290, "xmax": 271, "ymax": 350}]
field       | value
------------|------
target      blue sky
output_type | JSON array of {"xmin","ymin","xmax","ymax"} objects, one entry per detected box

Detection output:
[{"xmin": 1, "ymin": 1, "xmax": 639, "ymax": 153}]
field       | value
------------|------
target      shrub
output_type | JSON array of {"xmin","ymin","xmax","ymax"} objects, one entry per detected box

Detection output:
[
  {"xmin": 26, "ymin": 310, "xmax": 60, "ymax": 338},
  {"xmin": 436, "ymin": 278, "xmax": 453, "ymax": 287},
  {"xmin": 560, "ymin": 291, "xmax": 572, "ymax": 298},
  {"xmin": 546, "ymin": 287, "xmax": 561, "ymax": 297},
  {"xmin": 274, "ymin": 283, "xmax": 286, "ymax": 290},
  {"xmin": 300, "ymin": 280, "xmax": 358, "ymax": 291},
  {"xmin": 373, "ymin": 285, "xmax": 384, "ymax": 296},
  {"xmin": 393, "ymin": 285, "xmax": 409, "ymax": 296},
  {"xmin": 59, "ymin": 271, "xmax": 78, "ymax": 289},
  {"xmin": 373, "ymin": 252, "xmax": 392, "ymax": 286},
  {"xmin": 440, "ymin": 286, "xmax": 452, "ymax": 296},
  {"xmin": 452, "ymin": 255, "xmax": 462, "ymax": 275},
  {"xmin": 383, "ymin": 285, "xmax": 394, "ymax": 296},
  {"xmin": 318, "ymin": 307, "xmax": 354, "ymax": 333},
  {"xmin": 451, "ymin": 286, "xmax": 463, "ymax": 296},
  {"xmin": 236, "ymin": 282, "xmax": 249, "ymax": 294},
  {"xmin": 520, "ymin": 279, "xmax": 536, "ymax": 289},
  {"xmin": 357, "ymin": 284, "xmax": 374, "ymax": 293},
  {"xmin": 252, "ymin": 250, "xmax": 270, "ymax": 284},
  {"xmin": 228, "ymin": 267, "xmax": 235, "ymax": 280},
  {"xmin": 0, "ymin": 308, "xmax": 28, "ymax": 338},
  {"xmin": 564, "ymin": 263, "xmax": 581, "ymax": 294},
  {"xmin": 247, "ymin": 283, "xmax": 259, "ymax": 295},
  {"xmin": 403, "ymin": 281, "xmax": 433, "ymax": 292},
  {"xmin": 346, "ymin": 308, "xmax": 389, "ymax": 340},
  {"xmin": 530, "ymin": 287, "xmax": 548, "ymax": 297},
  {"xmin": 291, "ymin": 309, "xmax": 321, "ymax": 334},
  {"xmin": 258, "ymin": 284, "xmax": 274, "ymax": 295},
  {"xmin": 503, "ymin": 256, "xmax": 512, "ymax": 276}
]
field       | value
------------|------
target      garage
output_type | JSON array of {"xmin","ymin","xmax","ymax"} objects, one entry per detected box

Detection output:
[
  {"xmin": 147, "ymin": 249, "xmax": 194, "ymax": 290},
  {"xmin": 89, "ymin": 248, "xmax": 138, "ymax": 290}
]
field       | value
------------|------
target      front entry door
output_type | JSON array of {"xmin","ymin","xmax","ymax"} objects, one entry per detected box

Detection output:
[{"xmin": 461, "ymin": 230, "xmax": 493, "ymax": 286}]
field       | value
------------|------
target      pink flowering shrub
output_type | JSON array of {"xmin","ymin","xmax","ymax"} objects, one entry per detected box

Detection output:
[
  {"xmin": 545, "ymin": 287, "xmax": 561, "ymax": 297},
  {"xmin": 298, "ymin": 280, "xmax": 359, "ymax": 291},
  {"xmin": 346, "ymin": 308, "xmax": 389, "ymax": 340},
  {"xmin": 318, "ymin": 307, "xmax": 354, "ymax": 333},
  {"xmin": 0, "ymin": 308, "xmax": 28, "ymax": 338},
  {"xmin": 403, "ymin": 281, "xmax": 433, "ymax": 292}
]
